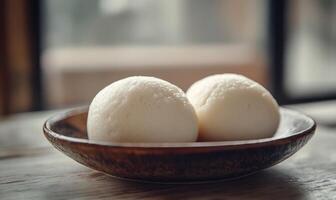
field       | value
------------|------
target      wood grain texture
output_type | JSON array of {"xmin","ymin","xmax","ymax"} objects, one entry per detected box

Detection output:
[{"xmin": 0, "ymin": 109, "xmax": 335, "ymax": 200}]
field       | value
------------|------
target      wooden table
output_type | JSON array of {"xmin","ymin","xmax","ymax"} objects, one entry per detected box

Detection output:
[{"xmin": 1, "ymin": 105, "xmax": 336, "ymax": 200}]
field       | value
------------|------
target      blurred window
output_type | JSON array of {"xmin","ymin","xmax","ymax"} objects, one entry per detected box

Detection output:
[
  {"xmin": 44, "ymin": 0, "xmax": 265, "ymax": 47},
  {"xmin": 42, "ymin": 0, "xmax": 267, "ymax": 108},
  {"xmin": 286, "ymin": 0, "xmax": 336, "ymax": 98}
]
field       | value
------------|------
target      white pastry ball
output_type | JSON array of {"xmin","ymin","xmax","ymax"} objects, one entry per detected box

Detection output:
[
  {"xmin": 87, "ymin": 76, "xmax": 198, "ymax": 143},
  {"xmin": 187, "ymin": 74, "xmax": 280, "ymax": 141}
]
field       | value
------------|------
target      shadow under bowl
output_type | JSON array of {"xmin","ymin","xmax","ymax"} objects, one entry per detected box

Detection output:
[{"xmin": 43, "ymin": 107, "xmax": 316, "ymax": 182}]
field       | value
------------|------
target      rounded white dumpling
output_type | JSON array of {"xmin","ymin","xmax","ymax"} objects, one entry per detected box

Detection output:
[
  {"xmin": 87, "ymin": 76, "xmax": 198, "ymax": 143},
  {"xmin": 187, "ymin": 74, "xmax": 280, "ymax": 141}
]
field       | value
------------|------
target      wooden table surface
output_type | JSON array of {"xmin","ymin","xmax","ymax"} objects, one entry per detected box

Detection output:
[{"xmin": 1, "ymin": 105, "xmax": 336, "ymax": 200}]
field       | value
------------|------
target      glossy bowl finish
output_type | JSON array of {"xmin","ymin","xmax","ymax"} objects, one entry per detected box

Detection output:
[{"xmin": 43, "ymin": 107, "xmax": 316, "ymax": 182}]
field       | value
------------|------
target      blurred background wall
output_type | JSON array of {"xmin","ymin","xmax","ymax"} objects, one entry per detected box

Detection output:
[{"xmin": 0, "ymin": 0, "xmax": 335, "ymax": 116}]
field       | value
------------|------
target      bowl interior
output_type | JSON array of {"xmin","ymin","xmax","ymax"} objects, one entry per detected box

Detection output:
[{"xmin": 46, "ymin": 107, "xmax": 315, "ymax": 147}]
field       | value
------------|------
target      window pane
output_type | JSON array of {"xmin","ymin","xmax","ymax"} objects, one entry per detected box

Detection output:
[
  {"xmin": 42, "ymin": 0, "xmax": 267, "ymax": 108},
  {"xmin": 44, "ymin": 0, "xmax": 265, "ymax": 47},
  {"xmin": 286, "ymin": 0, "xmax": 336, "ymax": 98}
]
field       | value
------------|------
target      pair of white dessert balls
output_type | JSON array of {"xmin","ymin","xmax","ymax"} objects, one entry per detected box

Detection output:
[{"xmin": 87, "ymin": 74, "xmax": 280, "ymax": 143}]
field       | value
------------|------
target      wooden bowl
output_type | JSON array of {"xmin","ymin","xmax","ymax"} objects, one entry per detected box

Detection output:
[{"xmin": 43, "ymin": 107, "xmax": 316, "ymax": 182}]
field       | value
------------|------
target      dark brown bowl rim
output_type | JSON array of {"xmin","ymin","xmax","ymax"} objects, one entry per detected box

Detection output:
[{"xmin": 43, "ymin": 106, "xmax": 316, "ymax": 149}]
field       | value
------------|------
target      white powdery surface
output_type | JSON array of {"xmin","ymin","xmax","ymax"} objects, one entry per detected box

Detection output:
[
  {"xmin": 187, "ymin": 74, "xmax": 280, "ymax": 141},
  {"xmin": 87, "ymin": 76, "xmax": 198, "ymax": 143}
]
